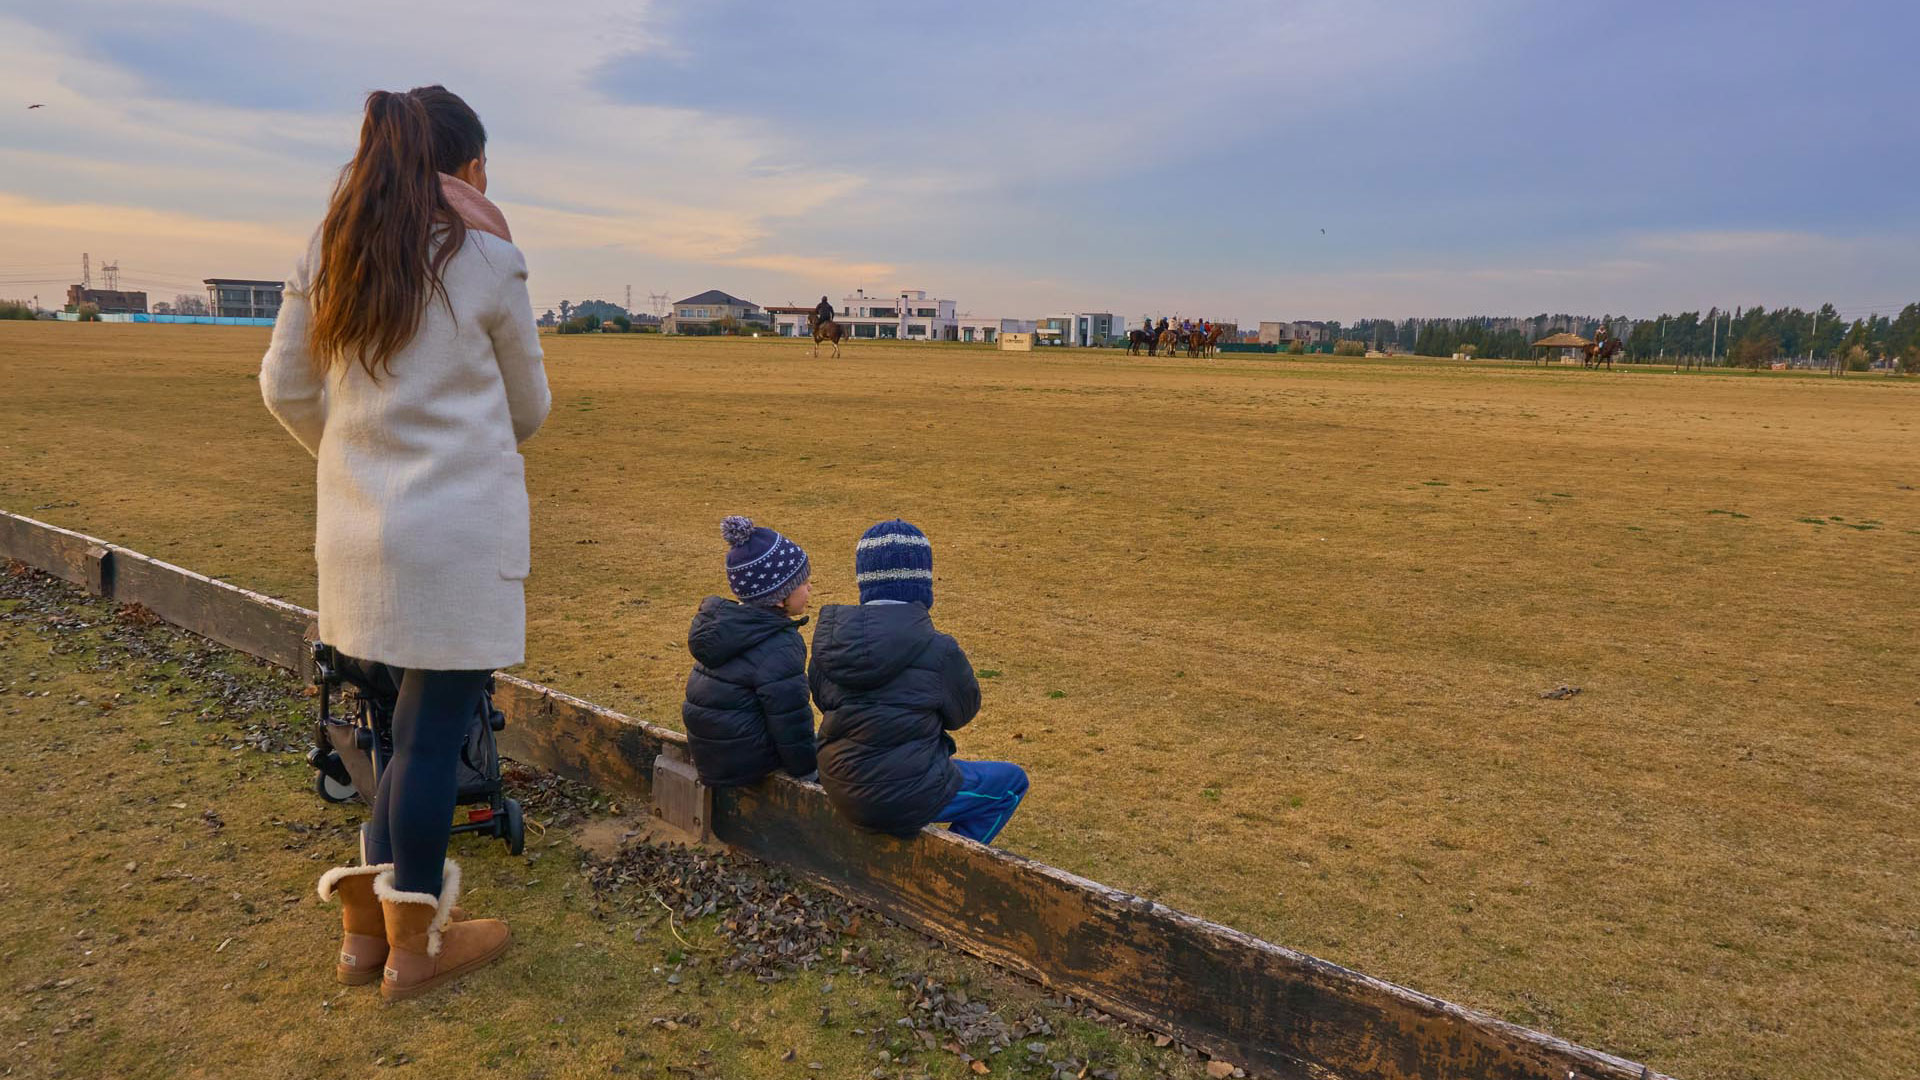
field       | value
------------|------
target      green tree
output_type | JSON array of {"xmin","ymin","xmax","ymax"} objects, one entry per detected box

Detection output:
[{"xmin": 1728, "ymin": 330, "xmax": 1779, "ymax": 369}]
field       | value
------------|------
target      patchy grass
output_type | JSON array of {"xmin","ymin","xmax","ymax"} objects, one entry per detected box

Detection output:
[
  {"xmin": 0, "ymin": 568, "xmax": 1208, "ymax": 1080},
  {"xmin": 3, "ymin": 323, "xmax": 1920, "ymax": 1079}
]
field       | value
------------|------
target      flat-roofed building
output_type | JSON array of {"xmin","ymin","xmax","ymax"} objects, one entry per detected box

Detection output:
[
  {"xmin": 66, "ymin": 285, "xmax": 148, "ymax": 314},
  {"xmin": 204, "ymin": 279, "xmax": 284, "ymax": 320}
]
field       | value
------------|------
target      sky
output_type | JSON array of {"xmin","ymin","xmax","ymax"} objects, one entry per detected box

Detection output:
[{"xmin": 2, "ymin": 0, "xmax": 1916, "ymax": 325}]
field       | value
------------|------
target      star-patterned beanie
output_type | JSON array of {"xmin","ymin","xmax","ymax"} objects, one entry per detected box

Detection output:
[
  {"xmin": 855, "ymin": 519, "xmax": 934, "ymax": 608},
  {"xmin": 721, "ymin": 516, "xmax": 810, "ymax": 608}
]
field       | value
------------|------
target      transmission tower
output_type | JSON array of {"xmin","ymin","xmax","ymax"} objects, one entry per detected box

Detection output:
[
  {"xmin": 625, "ymin": 284, "xmax": 633, "ymax": 313},
  {"xmin": 82, "ymin": 252, "xmax": 90, "ymax": 289},
  {"xmin": 101, "ymin": 260, "xmax": 120, "ymax": 291},
  {"xmin": 647, "ymin": 291, "xmax": 669, "ymax": 318}
]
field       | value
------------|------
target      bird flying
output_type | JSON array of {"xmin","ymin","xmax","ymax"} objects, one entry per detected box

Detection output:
[{"xmin": 28, "ymin": 103, "xmax": 46, "ymax": 109}]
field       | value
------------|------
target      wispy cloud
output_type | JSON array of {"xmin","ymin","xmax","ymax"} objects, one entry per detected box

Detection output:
[{"xmin": 1, "ymin": 0, "xmax": 1915, "ymax": 320}]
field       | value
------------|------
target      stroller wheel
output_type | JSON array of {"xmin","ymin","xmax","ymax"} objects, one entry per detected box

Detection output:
[
  {"xmin": 502, "ymin": 798, "xmax": 525, "ymax": 855},
  {"xmin": 315, "ymin": 770, "xmax": 358, "ymax": 804}
]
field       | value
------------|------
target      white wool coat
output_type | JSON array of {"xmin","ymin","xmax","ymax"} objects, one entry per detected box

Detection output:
[{"xmin": 260, "ymin": 231, "xmax": 550, "ymax": 670}]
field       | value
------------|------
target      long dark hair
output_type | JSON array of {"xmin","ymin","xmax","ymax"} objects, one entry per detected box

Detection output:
[{"xmin": 309, "ymin": 85, "xmax": 486, "ymax": 377}]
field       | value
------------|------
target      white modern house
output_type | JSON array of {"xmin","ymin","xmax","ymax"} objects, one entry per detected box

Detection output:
[
  {"xmin": 766, "ymin": 290, "xmax": 1042, "ymax": 344},
  {"xmin": 1036, "ymin": 312, "xmax": 1120, "ymax": 346},
  {"xmin": 954, "ymin": 315, "xmax": 1036, "ymax": 344},
  {"xmin": 845, "ymin": 288, "xmax": 957, "ymax": 340}
]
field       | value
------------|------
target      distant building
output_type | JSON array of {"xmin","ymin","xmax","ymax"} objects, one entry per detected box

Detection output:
[
  {"xmin": 204, "ymin": 279, "xmax": 284, "ymax": 320},
  {"xmin": 772, "ymin": 289, "xmax": 961, "ymax": 340},
  {"xmin": 956, "ymin": 315, "xmax": 1033, "ymax": 344},
  {"xmin": 1258, "ymin": 320, "xmax": 1331, "ymax": 346},
  {"xmin": 664, "ymin": 289, "xmax": 765, "ymax": 334},
  {"xmin": 765, "ymin": 306, "xmax": 820, "ymax": 337},
  {"xmin": 1037, "ymin": 312, "xmax": 1119, "ymax": 346},
  {"xmin": 66, "ymin": 284, "xmax": 147, "ymax": 314}
]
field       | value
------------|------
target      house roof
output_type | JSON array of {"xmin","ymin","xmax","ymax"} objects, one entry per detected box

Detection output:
[
  {"xmin": 203, "ymin": 278, "xmax": 284, "ymax": 287},
  {"xmin": 674, "ymin": 289, "xmax": 758, "ymax": 309},
  {"xmin": 1531, "ymin": 332, "xmax": 1591, "ymax": 348},
  {"xmin": 765, "ymin": 305, "xmax": 817, "ymax": 315}
]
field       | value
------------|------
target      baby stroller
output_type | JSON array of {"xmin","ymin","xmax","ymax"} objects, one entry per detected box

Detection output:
[{"xmin": 306, "ymin": 642, "xmax": 525, "ymax": 855}]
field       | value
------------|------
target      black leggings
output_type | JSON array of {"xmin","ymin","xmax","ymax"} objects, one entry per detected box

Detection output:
[{"xmin": 354, "ymin": 663, "xmax": 491, "ymax": 895}]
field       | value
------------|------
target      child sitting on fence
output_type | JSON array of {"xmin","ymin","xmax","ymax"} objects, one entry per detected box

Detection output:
[
  {"xmin": 682, "ymin": 516, "xmax": 817, "ymax": 786},
  {"xmin": 809, "ymin": 520, "xmax": 1028, "ymax": 845}
]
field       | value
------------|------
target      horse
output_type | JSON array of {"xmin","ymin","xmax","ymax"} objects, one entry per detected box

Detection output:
[
  {"xmin": 1158, "ymin": 328, "xmax": 1183, "ymax": 356},
  {"xmin": 1127, "ymin": 328, "xmax": 1158, "ymax": 356},
  {"xmin": 1198, "ymin": 324, "xmax": 1226, "ymax": 359},
  {"xmin": 809, "ymin": 316, "xmax": 843, "ymax": 359},
  {"xmin": 1582, "ymin": 337, "xmax": 1622, "ymax": 369}
]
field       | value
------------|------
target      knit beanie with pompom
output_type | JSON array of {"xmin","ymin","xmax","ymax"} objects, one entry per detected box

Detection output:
[{"xmin": 722, "ymin": 516, "xmax": 810, "ymax": 607}]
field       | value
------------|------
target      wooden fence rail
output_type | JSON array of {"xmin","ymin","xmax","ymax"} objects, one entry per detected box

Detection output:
[{"xmin": 0, "ymin": 508, "xmax": 1671, "ymax": 1080}]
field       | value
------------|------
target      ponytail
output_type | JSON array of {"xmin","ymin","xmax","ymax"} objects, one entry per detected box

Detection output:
[{"xmin": 309, "ymin": 86, "xmax": 485, "ymax": 378}]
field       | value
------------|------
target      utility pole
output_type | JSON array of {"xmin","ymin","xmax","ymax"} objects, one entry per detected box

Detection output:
[
  {"xmin": 1708, "ymin": 308, "xmax": 1720, "ymax": 367},
  {"xmin": 625, "ymin": 284, "xmax": 632, "ymax": 313},
  {"xmin": 1807, "ymin": 309, "xmax": 1819, "ymax": 367}
]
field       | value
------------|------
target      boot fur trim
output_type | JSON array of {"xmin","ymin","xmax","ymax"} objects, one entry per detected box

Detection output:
[
  {"xmin": 373, "ymin": 859, "xmax": 462, "ymax": 958},
  {"xmin": 317, "ymin": 863, "xmax": 392, "ymax": 903}
]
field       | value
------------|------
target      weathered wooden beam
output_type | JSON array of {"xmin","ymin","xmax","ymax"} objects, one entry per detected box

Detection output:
[
  {"xmin": 491, "ymin": 674, "xmax": 682, "ymax": 799},
  {"xmin": 714, "ymin": 779, "xmax": 1660, "ymax": 1080},
  {"xmin": 0, "ymin": 508, "xmax": 1673, "ymax": 1080},
  {"xmin": 106, "ymin": 546, "xmax": 315, "ymax": 673},
  {"xmin": 0, "ymin": 511, "xmax": 94, "ymax": 586}
]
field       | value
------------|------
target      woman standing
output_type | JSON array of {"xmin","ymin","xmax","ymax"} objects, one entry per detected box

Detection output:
[{"xmin": 261, "ymin": 85, "xmax": 549, "ymax": 1000}]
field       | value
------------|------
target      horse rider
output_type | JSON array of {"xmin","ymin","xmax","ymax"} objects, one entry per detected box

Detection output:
[
  {"xmin": 812, "ymin": 295, "xmax": 836, "ymax": 329},
  {"xmin": 1156, "ymin": 317, "xmax": 1170, "ymax": 337}
]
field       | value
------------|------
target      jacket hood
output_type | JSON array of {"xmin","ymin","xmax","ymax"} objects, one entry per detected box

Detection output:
[
  {"xmin": 688, "ymin": 596, "xmax": 804, "ymax": 667},
  {"xmin": 810, "ymin": 603, "xmax": 937, "ymax": 690}
]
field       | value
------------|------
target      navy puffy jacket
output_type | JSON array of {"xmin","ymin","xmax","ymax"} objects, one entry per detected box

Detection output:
[
  {"xmin": 682, "ymin": 596, "xmax": 816, "ymax": 786},
  {"xmin": 809, "ymin": 602, "xmax": 980, "ymax": 836}
]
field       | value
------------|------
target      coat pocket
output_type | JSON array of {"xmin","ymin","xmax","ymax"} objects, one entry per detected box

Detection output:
[{"xmin": 498, "ymin": 451, "xmax": 532, "ymax": 580}]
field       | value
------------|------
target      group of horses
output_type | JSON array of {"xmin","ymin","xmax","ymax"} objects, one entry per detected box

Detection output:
[{"xmin": 1127, "ymin": 324, "xmax": 1227, "ymax": 358}]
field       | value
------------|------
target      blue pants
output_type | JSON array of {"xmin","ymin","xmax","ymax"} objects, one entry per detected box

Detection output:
[
  {"xmin": 935, "ymin": 760, "xmax": 1029, "ymax": 845},
  {"xmin": 352, "ymin": 662, "xmax": 490, "ymax": 896}
]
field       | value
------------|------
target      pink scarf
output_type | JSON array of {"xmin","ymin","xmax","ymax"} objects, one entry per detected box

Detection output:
[{"xmin": 438, "ymin": 173, "xmax": 512, "ymax": 242}]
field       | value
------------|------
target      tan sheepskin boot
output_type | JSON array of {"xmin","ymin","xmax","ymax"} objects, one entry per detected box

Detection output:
[
  {"xmin": 374, "ymin": 860, "xmax": 510, "ymax": 1001},
  {"xmin": 317, "ymin": 863, "xmax": 392, "ymax": 984},
  {"xmin": 319, "ymin": 863, "xmax": 472, "ymax": 985}
]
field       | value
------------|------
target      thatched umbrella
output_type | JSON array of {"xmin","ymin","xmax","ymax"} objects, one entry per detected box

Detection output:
[{"xmin": 1530, "ymin": 332, "xmax": 1591, "ymax": 365}]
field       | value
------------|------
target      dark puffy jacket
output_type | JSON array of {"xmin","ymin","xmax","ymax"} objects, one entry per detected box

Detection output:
[
  {"xmin": 682, "ymin": 596, "xmax": 816, "ymax": 787},
  {"xmin": 809, "ymin": 603, "xmax": 980, "ymax": 836}
]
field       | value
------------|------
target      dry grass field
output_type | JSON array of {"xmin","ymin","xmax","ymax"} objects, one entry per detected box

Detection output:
[{"xmin": 2, "ymin": 321, "xmax": 1916, "ymax": 1079}]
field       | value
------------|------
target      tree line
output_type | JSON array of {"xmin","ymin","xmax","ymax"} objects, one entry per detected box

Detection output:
[
  {"xmin": 1315, "ymin": 306, "xmax": 1920, "ymax": 370},
  {"xmin": 1624, "ymin": 304, "xmax": 1920, "ymax": 370}
]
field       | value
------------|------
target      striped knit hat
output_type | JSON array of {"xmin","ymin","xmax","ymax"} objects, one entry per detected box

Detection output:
[
  {"xmin": 722, "ymin": 516, "xmax": 810, "ymax": 607},
  {"xmin": 855, "ymin": 519, "xmax": 934, "ymax": 608}
]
